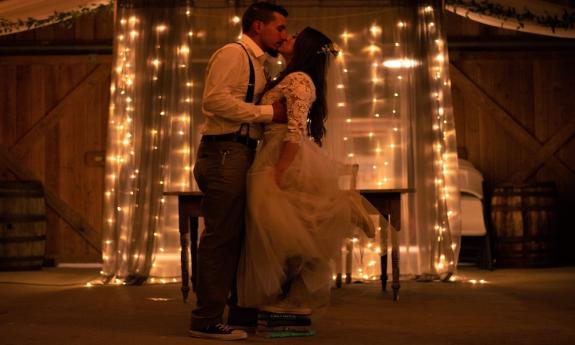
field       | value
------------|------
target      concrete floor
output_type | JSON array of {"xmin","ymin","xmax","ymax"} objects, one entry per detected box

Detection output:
[{"xmin": 0, "ymin": 266, "xmax": 574, "ymax": 345}]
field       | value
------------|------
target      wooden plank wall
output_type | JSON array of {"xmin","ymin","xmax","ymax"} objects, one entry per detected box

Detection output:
[
  {"xmin": 445, "ymin": 14, "xmax": 575, "ymax": 263},
  {"xmin": 0, "ymin": 12, "xmax": 113, "ymax": 263},
  {"xmin": 0, "ymin": 9, "xmax": 573, "ymax": 263}
]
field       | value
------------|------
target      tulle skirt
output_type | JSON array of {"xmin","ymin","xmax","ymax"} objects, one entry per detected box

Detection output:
[{"xmin": 237, "ymin": 125, "xmax": 372, "ymax": 309}]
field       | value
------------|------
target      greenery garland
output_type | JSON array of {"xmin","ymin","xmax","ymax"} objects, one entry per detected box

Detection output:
[
  {"xmin": 0, "ymin": 1, "xmax": 114, "ymax": 34},
  {"xmin": 445, "ymin": 0, "xmax": 575, "ymax": 33}
]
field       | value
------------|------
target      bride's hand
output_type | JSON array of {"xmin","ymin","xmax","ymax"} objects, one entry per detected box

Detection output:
[{"xmin": 273, "ymin": 165, "xmax": 287, "ymax": 187}]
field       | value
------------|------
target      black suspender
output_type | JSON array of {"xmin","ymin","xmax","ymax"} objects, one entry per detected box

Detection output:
[{"xmin": 232, "ymin": 42, "xmax": 255, "ymax": 103}]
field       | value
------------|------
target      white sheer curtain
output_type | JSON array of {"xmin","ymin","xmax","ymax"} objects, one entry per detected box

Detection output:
[
  {"xmin": 158, "ymin": 1, "xmax": 458, "ymax": 280},
  {"xmin": 397, "ymin": 2, "xmax": 461, "ymax": 279},
  {"xmin": 276, "ymin": 2, "xmax": 460, "ymax": 279},
  {"xmin": 102, "ymin": 0, "xmax": 194, "ymax": 284}
]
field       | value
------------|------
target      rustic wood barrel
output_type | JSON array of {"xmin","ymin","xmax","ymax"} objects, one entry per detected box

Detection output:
[
  {"xmin": 0, "ymin": 181, "xmax": 47, "ymax": 270},
  {"xmin": 490, "ymin": 183, "xmax": 558, "ymax": 267}
]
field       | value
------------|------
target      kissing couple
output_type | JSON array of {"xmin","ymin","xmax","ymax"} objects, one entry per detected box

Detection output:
[{"xmin": 189, "ymin": 2, "xmax": 377, "ymax": 340}]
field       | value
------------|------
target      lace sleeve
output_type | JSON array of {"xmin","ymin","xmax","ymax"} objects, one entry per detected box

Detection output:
[{"xmin": 281, "ymin": 72, "xmax": 316, "ymax": 143}]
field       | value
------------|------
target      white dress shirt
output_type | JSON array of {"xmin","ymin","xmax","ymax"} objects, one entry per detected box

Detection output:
[{"xmin": 201, "ymin": 35, "xmax": 274, "ymax": 139}]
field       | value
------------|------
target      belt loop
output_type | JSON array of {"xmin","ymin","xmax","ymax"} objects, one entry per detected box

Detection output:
[{"xmin": 239, "ymin": 123, "xmax": 250, "ymax": 138}]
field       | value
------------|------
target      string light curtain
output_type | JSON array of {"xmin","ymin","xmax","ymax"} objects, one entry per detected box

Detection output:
[
  {"xmin": 394, "ymin": 1, "xmax": 461, "ymax": 279},
  {"xmin": 102, "ymin": 0, "xmax": 461, "ymax": 283},
  {"xmin": 102, "ymin": 0, "xmax": 194, "ymax": 284},
  {"xmin": 281, "ymin": 1, "xmax": 461, "ymax": 278}
]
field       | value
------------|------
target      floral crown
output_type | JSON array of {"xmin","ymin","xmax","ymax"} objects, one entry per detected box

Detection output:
[{"xmin": 317, "ymin": 42, "xmax": 340, "ymax": 56}]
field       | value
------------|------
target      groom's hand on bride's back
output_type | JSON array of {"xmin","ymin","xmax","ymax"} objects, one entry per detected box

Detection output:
[{"xmin": 272, "ymin": 99, "xmax": 287, "ymax": 123}]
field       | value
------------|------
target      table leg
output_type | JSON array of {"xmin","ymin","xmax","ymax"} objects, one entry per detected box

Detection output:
[
  {"xmin": 345, "ymin": 240, "xmax": 353, "ymax": 284},
  {"xmin": 335, "ymin": 244, "xmax": 343, "ymax": 288},
  {"xmin": 380, "ymin": 254, "xmax": 388, "ymax": 291},
  {"xmin": 178, "ymin": 201, "xmax": 190, "ymax": 302},
  {"xmin": 391, "ymin": 226, "xmax": 400, "ymax": 301},
  {"xmin": 379, "ymin": 214, "xmax": 389, "ymax": 291}
]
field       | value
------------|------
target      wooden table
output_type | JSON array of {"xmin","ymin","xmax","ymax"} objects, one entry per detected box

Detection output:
[{"xmin": 164, "ymin": 189, "xmax": 411, "ymax": 302}]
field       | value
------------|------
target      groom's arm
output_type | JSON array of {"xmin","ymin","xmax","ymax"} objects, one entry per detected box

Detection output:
[{"xmin": 202, "ymin": 44, "xmax": 274, "ymax": 124}]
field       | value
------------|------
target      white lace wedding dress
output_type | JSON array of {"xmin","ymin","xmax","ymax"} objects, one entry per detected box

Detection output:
[{"xmin": 237, "ymin": 71, "xmax": 374, "ymax": 310}]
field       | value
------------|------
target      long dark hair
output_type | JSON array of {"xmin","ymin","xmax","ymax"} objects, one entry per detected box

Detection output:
[{"xmin": 266, "ymin": 27, "xmax": 333, "ymax": 145}]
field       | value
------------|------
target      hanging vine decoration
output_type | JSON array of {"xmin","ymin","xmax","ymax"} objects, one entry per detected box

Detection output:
[
  {"xmin": 446, "ymin": 0, "xmax": 575, "ymax": 33},
  {"xmin": 0, "ymin": 1, "xmax": 114, "ymax": 34}
]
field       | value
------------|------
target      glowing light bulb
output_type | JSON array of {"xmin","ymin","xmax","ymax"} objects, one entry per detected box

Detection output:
[
  {"xmin": 366, "ymin": 44, "xmax": 380, "ymax": 54},
  {"xmin": 179, "ymin": 45, "xmax": 190, "ymax": 55},
  {"xmin": 340, "ymin": 31, "xmax": 353, "ymax": 42}
]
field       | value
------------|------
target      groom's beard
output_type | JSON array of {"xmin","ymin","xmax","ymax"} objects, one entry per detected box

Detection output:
[{"xmin": 266, "ymin": 48, "xmax": 279, "ymax": 58}]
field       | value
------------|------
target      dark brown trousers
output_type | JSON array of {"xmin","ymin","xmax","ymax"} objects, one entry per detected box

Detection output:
[{"xmin": 190, "ymin": 140, "xmax": 255, "ymax": 329}]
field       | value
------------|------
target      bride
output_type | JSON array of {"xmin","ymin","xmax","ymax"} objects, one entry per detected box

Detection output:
[{"xmin": 237, "ymin": 27, "xmax": 375, "ymax": 315}]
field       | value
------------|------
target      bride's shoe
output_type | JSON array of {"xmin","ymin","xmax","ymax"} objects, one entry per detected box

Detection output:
[{"xmin": 260, "ymin": 299, "xmax": 312, "ymax": 315}]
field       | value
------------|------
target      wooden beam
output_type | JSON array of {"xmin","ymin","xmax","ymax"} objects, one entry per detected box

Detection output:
[
  {"xmin": 449, "ymin": 63, "xmax": 575, "ymax": 187},
  {"xmin": 0, "ymin": 55, "xmax": 113, "ymax": 65},
  {"xmin": 10, "ymin": 64, "xmax": 110, "ymax": 158},
  {"xmin": 509, "ymin": 116, "xmax": 575, "ymax": 183},
  {"xmin": 0, "ymin": 145, "xmax": 102, "ymax": 253}
]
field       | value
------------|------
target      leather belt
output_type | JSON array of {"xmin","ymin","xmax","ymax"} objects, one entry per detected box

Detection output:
[{"xmin": 201, "ymin": 133, "xmax": 258, "ymax": 150}]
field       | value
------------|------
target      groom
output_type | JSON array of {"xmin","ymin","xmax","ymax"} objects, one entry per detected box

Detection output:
[{"xmin": 189, "ymin": 2, "xmax": 289, "ymax": 341}]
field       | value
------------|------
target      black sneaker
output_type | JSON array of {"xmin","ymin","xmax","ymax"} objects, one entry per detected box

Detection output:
[{"xmin": 189, "ymin": 324, "xmax": 247, "ymax": 341}]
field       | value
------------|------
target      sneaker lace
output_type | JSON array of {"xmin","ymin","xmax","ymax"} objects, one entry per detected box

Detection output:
[{"xmin": 215, "ymin": 324, "xmax": 231, "ymax": 333}]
